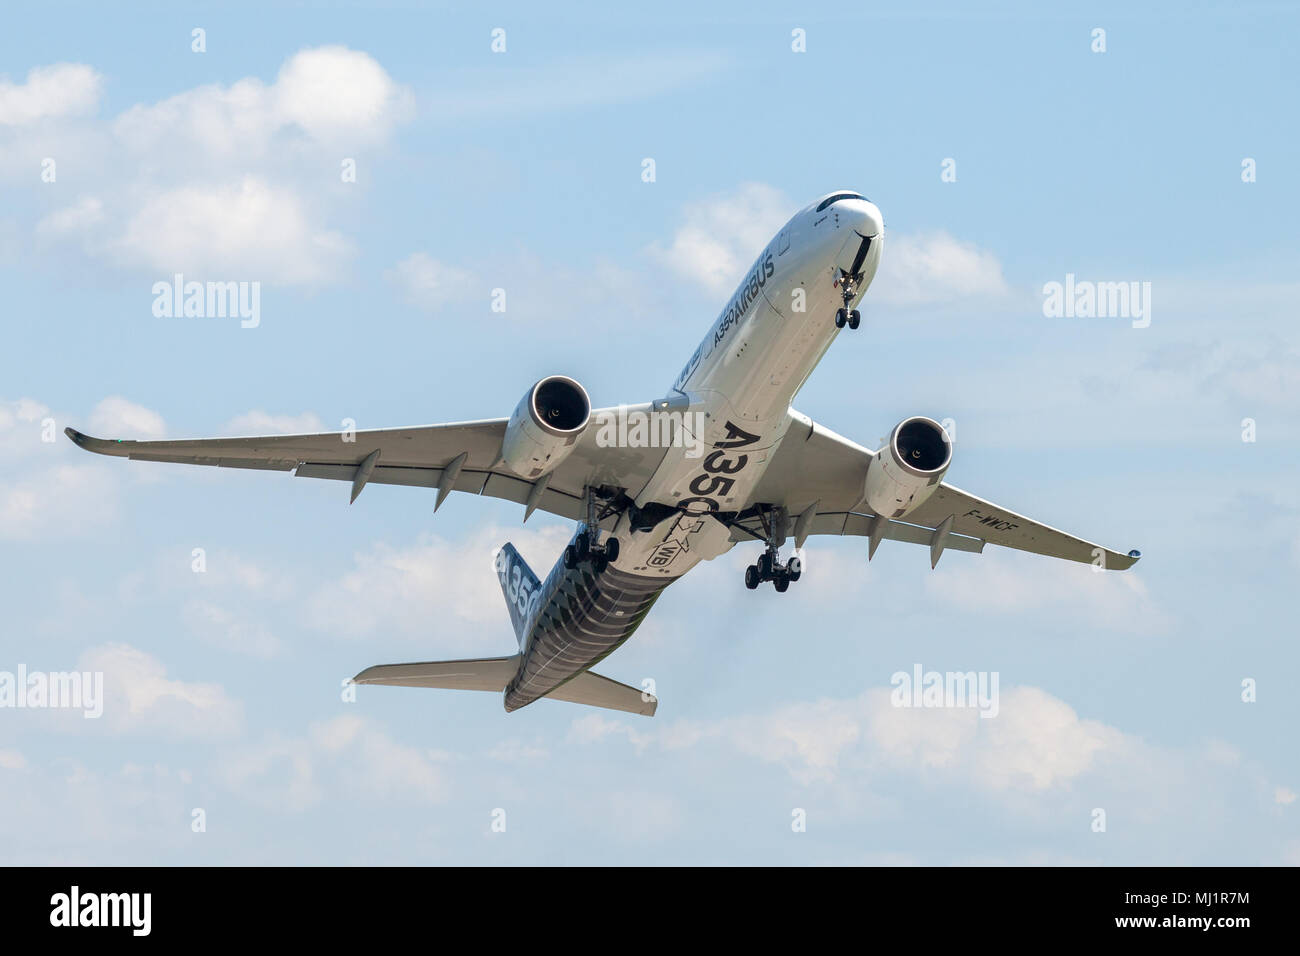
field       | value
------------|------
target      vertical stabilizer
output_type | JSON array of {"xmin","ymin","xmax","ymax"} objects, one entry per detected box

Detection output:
[{"xmin": 494, "ymin": 543, "xmax": 541, "ymax": 647}]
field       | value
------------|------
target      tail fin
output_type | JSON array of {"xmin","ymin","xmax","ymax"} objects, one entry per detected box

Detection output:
[{"xmin": 494, "ymin": 543, "xmax": 541, "ymax": 647}]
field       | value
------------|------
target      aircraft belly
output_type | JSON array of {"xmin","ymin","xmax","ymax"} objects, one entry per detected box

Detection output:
[
  {"xmin": 505, "ymin": 563, "xmax": 668, "ymax": 711},
  {"xmin": 616, "ymin": 508, "xmax": 736, "ymax": 579}
]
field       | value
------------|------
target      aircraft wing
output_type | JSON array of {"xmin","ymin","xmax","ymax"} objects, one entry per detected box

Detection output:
[
  {"xmin": 64, "ymin": 403, "xmax": 670, "ymax": 524},
  {"xmin": 738, "ymin": 409, "xmax": 1141, "ymax": 570}
]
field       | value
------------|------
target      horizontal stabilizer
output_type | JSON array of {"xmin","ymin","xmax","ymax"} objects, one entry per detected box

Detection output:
[
  {"xmin": 352, "ymin": 656, "xmax": 657, "ymax": 716},
  {"xmin": 544, "ymin": 671, "xmax": 657, "ymax": 716},
  {"xmin": 353, "ymin": 656, "xmax": 520, "ymax": 692}
]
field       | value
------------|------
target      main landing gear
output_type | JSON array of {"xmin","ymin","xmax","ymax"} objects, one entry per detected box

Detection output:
[
  {"xmin": 744, "ymin": 548, "xmax": 801, "ymax": 592},
  {"xmin": 834, "ymin": 272, "xmax": 862, "ymax": 330},
  {"xmin": 742, "ymin": 504, "xmax": 801, "ymax": 592},
  {"xmin": 563, "ymin": 530, "xmax": 619, "ymax": 573},
  {"xmin": 563, "ymin": 486, "xmax": 621, "ymax": 573}
]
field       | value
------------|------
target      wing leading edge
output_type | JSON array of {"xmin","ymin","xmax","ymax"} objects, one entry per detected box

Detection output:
[{"xmin": 64, "ymin": 403, "xmax": 671, "ymax": 525}]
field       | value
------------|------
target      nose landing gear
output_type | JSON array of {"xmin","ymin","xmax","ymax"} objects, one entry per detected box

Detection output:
[
  {"xmin": 834, "ymin": 273, "xmax": 862, "ymax": 330},
  {"xmin": 834, "ymin": 231, "xmax": 872, "ymax": 330}
]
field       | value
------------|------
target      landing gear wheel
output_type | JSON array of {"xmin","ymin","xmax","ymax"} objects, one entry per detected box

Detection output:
[
  {"xmin": 758, "ymin": 551, "xmax": 774, "ymax": 577},
  {"xmin": 563, "ymin": 545, "xmax": 578, "ymax": 570},
  {"xmin": 848, "ymin": 309, "xmax": 861, "ymax": 330},
  {"xmin": 773, "ymin": 574, "xmax": 790, "ymax": 593},
  {"xmin": 604, "ymin": 537, "xmax": 620, "ymax": 562},
  {"xmin": 787, "ymin": 555, "xmax": 802, "ymax": 581},
  {"xmin": 835, "ymin": 308, "xmax": 847, "ymax": 329},
  {"xmin": 592, "ymin": 554, "xmax": 609, "ymax": 574},
  {"xmin": 745, "ymin": 565, "xmax": 760, "ymax": 590},
  {"xmin": 574, "ymin": 532, "xmax": 590, "ymax": 561}
]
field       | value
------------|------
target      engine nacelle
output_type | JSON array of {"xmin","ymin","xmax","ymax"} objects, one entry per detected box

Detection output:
[
  {"xmin": 863, "ymin": 416, "xmax": 952, "ymax": 519},
  {"xmin": 501, "ymin": 375, "xmax": 591, "ymax": 479}
]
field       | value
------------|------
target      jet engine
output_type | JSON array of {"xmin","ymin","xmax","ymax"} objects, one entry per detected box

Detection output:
[
  {"xmin": 501, "ymin": 375, "xmax": 591, "ymax": 479},
  {"xmin": 863, "ymin": 416, "xmax": 952, "ymax": 519}
]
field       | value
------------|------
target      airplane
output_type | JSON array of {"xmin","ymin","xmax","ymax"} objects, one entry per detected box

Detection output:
[{"xmin": 66, "ymin": 189, "xmax": 1140, "ymax": 718}]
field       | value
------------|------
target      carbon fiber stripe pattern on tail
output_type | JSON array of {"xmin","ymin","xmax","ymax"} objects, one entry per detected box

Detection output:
[{"xmin": 504, "ymin": 561, "xmax": 669, "ymax": 712}]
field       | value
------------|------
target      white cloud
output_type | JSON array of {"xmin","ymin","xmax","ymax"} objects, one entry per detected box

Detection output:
[
  {"xmin": 35, "ymin": 197, "xmax": 105, "ymax": 243},
  {"xmin": 87, "ymin": 396, "xmax": 165, "ymax": 439},
  {"xmin": 0, "ymin": 749, "xmax": 26, "ymax": 771},
  {"xmin": 0, "ymin": 63, "xmax": 102, "ymax": 125},
  {"xmin": 273, "ymin": 46, "xmax": 414, "ymax": 143},
  {"xmin": 1139, "ymin": 337, "xmax": 1300, "ymax": 411},
  {"xmin": 4, "ymin": 48, "xmax": 411, "ymax": 285},
  {"xmin": 0, "ymin": 397, "xmax": 54, "ymax": 459},
  {"xmin": 424, "ymin": 51, "xmax": 730, "ymax": 122},
  {"xmin": 220, "ymin": 410, "xmax": 325, "ymax": 436},
  {"xmin": 177, "ymin": 551, "xmax": 296, "ymax": 658},
  {"xmin": 0, "ymin": 760, "xmax": 194, "ymax": 864},
  {"xmin": 650, "ymin": 183, "xmax": 790, "ymax": 296},
  {"xmin": 1276, "ymin": 786, "xmax": 1297, "ymax": 806},
  {"xmin": 486, "ymin": 738, "xmax": 549, "ymax": 762},
  {"xmin": 215, "ymin": 734, "xmax": 318, "ymax": 813},
  {"xmin": 964, "ymin": 686, "xmax": 1127, "ymax": 790},
  {"xmin": 112, "ymin": 46, "xmax": 412, "ymax": 161},
  {"xmin": 386, "ymin": 252, "xmax": 479, "ymax": 311},
  {"xmin": 873, "ymin": 231, "xmax": 1009, "ymax": 306},
  {"xmin": 218, "ymin": 714, "xmax": 446, "ymax": 811},
  {"xmin": 923, "ymin": 551, "xmax": 1169, "ymax": 635},
  {"xmin": 0, "ymin": 396, "xmax": 133, "ymax": 539},
  {"xmin": 577, "ymin": 683, "xmax": 1132, "ymax": 792},
  {"xmin": 79, "ymin": 643, "xmax": 243, "ymax": 738},
  {"xmin": 310, "ymin": 714, "xmax": 445, "ymax": 801},
  {"xmin": 182, "ymin": 601, "xmax": 284, "ymax": 660},
  {"xmin": 306, "ymin": 524, "xmax": 572, "ymax": 652},
  {"xmin": 114, "ymin": 176, "xmax": 353, "ymax": 284},
  {"xmin": 0, "ymin": 463, "xmax": 116, "ymax": 539}
]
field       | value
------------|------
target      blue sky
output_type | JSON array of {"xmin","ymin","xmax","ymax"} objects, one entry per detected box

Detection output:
[{"xmin": 1, "ymin": 0, "xmax": 1297, "ymax": 864}]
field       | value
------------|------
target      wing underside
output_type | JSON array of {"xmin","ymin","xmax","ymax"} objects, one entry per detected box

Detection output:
[
  {"xmin": 738, "ymin": 409, "xmax": 1140, "ymax": 569},
  {"xmin": 65, "ymin": 404, "xmax": 1139, "ymax": 569},
  {"xmin": 64, "ymin": 404, "xmax": 670, "ymax": 526}
]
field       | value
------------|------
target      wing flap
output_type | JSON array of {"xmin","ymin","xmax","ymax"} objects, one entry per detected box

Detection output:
[{"xmin": 729, "ymin": 511, "xmax": 985, "ymax": 555}]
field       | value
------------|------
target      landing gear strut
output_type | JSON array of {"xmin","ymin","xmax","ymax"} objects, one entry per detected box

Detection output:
[
  {"xmin": 743, "ymin": 505, "xmax": 802, "ymax": 592},
  {"xmin": 834, "ymin": 272, "xmax": 862, "ymax": 330},
  {"xmin": 563, "ymin": 487, "xmax": 621, "ymax": 573}
]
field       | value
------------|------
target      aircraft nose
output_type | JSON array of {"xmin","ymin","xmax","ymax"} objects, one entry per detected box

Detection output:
[
  {"xmin": 848, "ymin": 199, "xmax": 884, "ymax": 238},
  {"xmin": 830, "ymin": 199, "xmax": 883, "ymax": 284}
]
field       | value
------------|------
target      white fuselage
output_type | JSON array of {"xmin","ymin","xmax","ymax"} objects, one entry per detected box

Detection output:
[{"xmin": 608, "ymin": 192, "xmax": 885, "ymax": 578}]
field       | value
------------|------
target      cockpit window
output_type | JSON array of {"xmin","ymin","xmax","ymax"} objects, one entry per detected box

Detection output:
[{"xmin": 815, "ymin": 192, "xmax": 866, "ymax": 212}]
